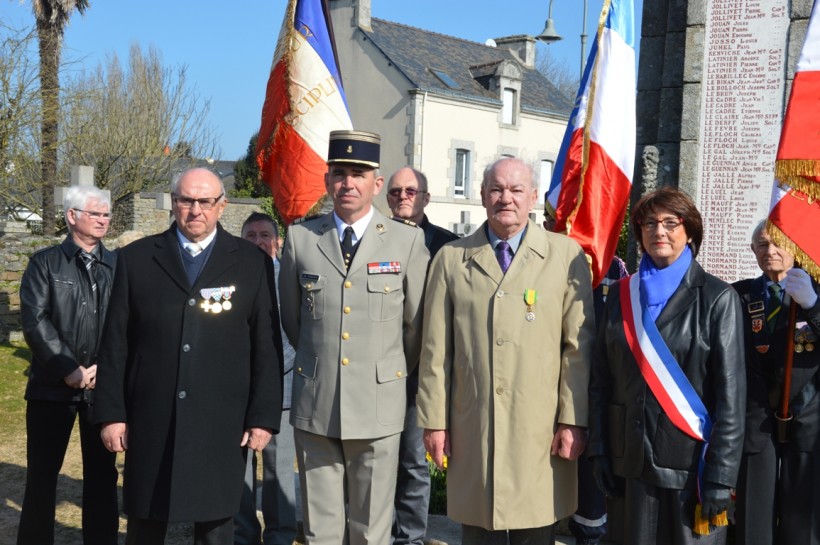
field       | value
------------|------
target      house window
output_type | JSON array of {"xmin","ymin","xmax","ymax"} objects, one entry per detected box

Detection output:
[
  {"xmin": 502, "ymin": 88, "xmax": 516, "ymax": 124},
  {"xmin": 538, "ymin": 160, "xmax": 554, "ymax": 204},
  {"xmin": 454, "ymin": 149, "xmax": 470, "ymax": 198}
]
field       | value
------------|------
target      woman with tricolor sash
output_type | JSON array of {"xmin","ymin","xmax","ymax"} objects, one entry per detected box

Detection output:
[{"xmin": 588, "ymin": 188, "xmax": 746, "ymax": 544}]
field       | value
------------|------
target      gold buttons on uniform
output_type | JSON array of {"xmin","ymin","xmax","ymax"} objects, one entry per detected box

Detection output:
[
  {"xmin": 342, "ymin": 332, "xmax": 350, "ymax": 340},
  {"xmin": 396, "ymin": 371, "xmax": 403, "ymax": 378},
  {"xmin": 384, "ymin": 286, "xmax": 391, "ymax": 293},
  {"xmin": 342, "ymin": 358, "xmax": 349, "ymax": 365},
  {"xmin": 344, "ymin": 281, "xmax": 352, "ymax": 288},
  {"xmin": 344, "ymin": 306, "xmax": 351, "ymax": 314},
  {"xmin": 306, "ymin": 283, "xmax": 313, "ymax": 289},
  {"xmin": 297, "ymin": 367, "xmax": 302, "ymax": 373}
]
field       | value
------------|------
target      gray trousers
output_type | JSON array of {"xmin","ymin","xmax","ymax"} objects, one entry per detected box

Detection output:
[
  {"xmin": 295, "ymin": 429, "xmax": 401, "ymax": 545},
  {"xmin": 392, "ymin": 400, "xmax": 431, "ymax": 545},
  {"xmin": 235, "ymin": 410, "xmax": 298, "ymax": 545}
]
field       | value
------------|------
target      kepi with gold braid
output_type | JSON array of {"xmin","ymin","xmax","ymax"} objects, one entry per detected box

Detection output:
[{"xmin": 327, "ymin": 130, "xmax": 380, "ymax": 168}]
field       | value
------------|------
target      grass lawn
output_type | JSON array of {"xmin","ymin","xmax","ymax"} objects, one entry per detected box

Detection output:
[{"xmin": 0, "ymin": 342, "xmax": 196, "ymax": 544}]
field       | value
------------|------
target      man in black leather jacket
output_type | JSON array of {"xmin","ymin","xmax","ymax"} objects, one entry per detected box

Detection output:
[{"xmin": 17, "ymin": 185, "xmax": 119, "ymax": 545}]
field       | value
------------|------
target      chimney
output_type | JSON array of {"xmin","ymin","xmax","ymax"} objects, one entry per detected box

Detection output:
[
  {"xmin": 494, "ymin": 35, "xmax": 536, "ymax": 68},
  {"xmin": 329, "ymin": 0, "xmax": 371, "ymax": 32}
]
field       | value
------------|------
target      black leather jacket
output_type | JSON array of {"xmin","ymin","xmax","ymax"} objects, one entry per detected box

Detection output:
[
  {"xmin": 589, "ymin": 260, "xmax": 746, "ymax": 490},
  {"xmin": 20, "ymin": 236, "xmax": 116, "ymax": 402}
]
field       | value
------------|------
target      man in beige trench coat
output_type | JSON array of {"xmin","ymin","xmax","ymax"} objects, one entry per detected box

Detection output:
[{"xmin": 417, "ymin": 157, "xmax": 595, "ymax": 545}]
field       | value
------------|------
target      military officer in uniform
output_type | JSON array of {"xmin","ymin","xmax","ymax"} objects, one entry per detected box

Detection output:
[
  {"xmin": 733, "ymin": 220, "xmax": 820, "ymax": 545},
  {"xmin": 279, "ymin": 130, "xmax": 430, "ymax": 545}
]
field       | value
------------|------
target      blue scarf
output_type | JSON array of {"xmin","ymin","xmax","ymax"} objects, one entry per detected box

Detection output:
[{"xmin": 639, "ymin": 245, "xmax": 692, "ymax": 321}]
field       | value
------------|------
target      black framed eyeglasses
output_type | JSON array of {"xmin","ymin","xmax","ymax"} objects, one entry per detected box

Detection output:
[
  {"xmin": 387, "ymin": 187, "xmax": 425, "ymax": 199},
  {"xmin": 640, "ymin": 217, "xmax": 683, "ymax": 232},
  {"xmin": 73, "ymin": 209, "xmax": 112, "ymax": 220},
  {"xmin": 173, "ymin": 193, "xmax": 224, "ymax": 210}
]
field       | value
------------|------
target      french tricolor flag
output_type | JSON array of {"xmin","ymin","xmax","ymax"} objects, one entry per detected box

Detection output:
[
  {"xmin": 257, "ymin": 0, "xmax": 353, "ymax": 225},
  {"xmin": 546, "ymin": 0, "xmax": 635, "ymax": 287},
  {"xmin": 768, "ymin": 1, "xmax": 820, "ymax": 282}
]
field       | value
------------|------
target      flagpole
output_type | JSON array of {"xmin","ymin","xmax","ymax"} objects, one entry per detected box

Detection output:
[{"xmin": 776, "ymin": 301, "xmax": 798, "ymax": 443}]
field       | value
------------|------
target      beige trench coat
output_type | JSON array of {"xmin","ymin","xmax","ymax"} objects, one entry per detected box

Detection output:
[{"xmin": 416, "ymin": 221, "xmax": 595, "ymax": 530}]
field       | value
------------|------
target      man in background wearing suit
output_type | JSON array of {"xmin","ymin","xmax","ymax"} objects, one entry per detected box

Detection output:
[
  {"xmin": 279, "ymin": 131, "xmax": 429, "ymax": 545},
  {"xmin": 95, "ymin": 168, "xmax": 283, "ymax": 545},
  {"xmin": 235, "ymin": 212, "xmax": 299, "ymax": 545},
  {"xmin": 386, "ymin": 167, "xmax": 457, "ymax": 545}
]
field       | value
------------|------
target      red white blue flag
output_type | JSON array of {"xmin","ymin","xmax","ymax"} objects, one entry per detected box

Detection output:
[
  {"xmin": 768, "ymin": 1, "xmax": 820, "ymax": 282},
  {"xmin": 546, "ymin": 0, "xmax": 635, "ymax": 287},
  {"xmin": 256, "ymin": 0, "xmax": 353, "ymax": 225}
]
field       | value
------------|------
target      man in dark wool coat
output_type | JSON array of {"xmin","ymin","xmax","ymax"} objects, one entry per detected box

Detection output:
[{"xmin": 94, "ymin": 167, "xmax": 283, "ymax": 545}]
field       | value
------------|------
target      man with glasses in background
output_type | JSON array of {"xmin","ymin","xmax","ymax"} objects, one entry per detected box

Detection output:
[
  {"xmin": 18, "ymin": 186, "xmax": 119, "ymax": 545},
  {"xmin": 95, "ymin": 168, "xmax": 283, "ymax": 545},
  {"xmin": 386, "ymin": 167, "xmax": 457, "ymax": 545}
]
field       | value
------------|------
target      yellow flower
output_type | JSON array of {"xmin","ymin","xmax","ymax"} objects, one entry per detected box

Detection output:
[{"xmin": 425, "ymin": 451, "xmax": 448, "ymax": 470}]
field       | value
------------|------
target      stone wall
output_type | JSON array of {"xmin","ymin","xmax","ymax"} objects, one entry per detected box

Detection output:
[
  {"xmin": 0, "ymin": 193, "xmax": 266, "ymax": 342},
  {"xmin": 110, "ymin": 192, "xmax": 264, "ymax": 238}
]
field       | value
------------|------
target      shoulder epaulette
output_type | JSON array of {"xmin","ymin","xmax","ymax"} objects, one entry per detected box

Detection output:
[
  {"xmin": 390, "ymin": 216, "xmax": 418, "ymax": 228},
  {"xmin": 292, "ymin": 214, "xmax": 321, "ymax": 225}
]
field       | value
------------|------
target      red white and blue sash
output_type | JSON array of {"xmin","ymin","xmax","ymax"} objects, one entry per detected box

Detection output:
[{"xmin": 619, "ymin": 274, "xmax": 712, "ymax": 442}]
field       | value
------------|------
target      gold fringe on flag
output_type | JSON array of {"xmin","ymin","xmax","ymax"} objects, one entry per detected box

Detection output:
[
  {"xmin": 766, "ymin": 219, "xmax": 820, "ymax": 284},
  {"xmin": 693, "ymin": 504, "xmax": 729, "ymax": 536},
  {"xmin": 775, "ymin": 159, "xmax": 820, "ymax": 200}
]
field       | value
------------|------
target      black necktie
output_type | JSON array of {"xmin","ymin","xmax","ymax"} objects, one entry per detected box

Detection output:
[
  {"xmin": 767, "ymin": 283, "xmax": 782, "ymax": 333},
  {"xmin": 341, "ymin": 227, "xmax": 356, "ymax": 269}
]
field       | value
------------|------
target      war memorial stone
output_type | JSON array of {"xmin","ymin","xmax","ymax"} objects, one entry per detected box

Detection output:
[
  {"xmin": 695, "ymin": 0, "xmax": 790, "ymax": 281},
  {"xmin": 634, "ymin": 0, "xmax": 812, "ymax": 283}
]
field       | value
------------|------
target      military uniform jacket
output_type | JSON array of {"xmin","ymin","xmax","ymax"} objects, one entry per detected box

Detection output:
[
  {"xmin": 94, "ymin": 223, "xmax": 283, "ymax": 521},
  {"xmin": 280, "ymin": 209, "xmax": 429, "ymax": 440},
  {"xmin": 733, "ymin": 275, "xmax": 820, "ymax": 452},
  {"xmin": 416, "ymin": 221, "xmax": 595, "ymax": 530}
]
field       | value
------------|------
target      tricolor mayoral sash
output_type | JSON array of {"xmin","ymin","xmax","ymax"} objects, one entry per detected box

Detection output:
[{"xmin": 619, "ymin": 274, "xmax": 726, "ymax": 533}]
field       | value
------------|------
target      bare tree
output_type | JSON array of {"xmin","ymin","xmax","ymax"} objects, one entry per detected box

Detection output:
[
  {"xmin": 535, "ymin": 47, "xmax": 579, "ymax": 104},
  {"xmin": 61, "ymin": 44, "xmax": 219, "ymax": 202},
  {"xmin": 0, "ymin": 20, "xmax": 43, "ymax": 221},
  {"xmin": 33, "ymin": 0, "xmax": 89, "ymax": 235}
]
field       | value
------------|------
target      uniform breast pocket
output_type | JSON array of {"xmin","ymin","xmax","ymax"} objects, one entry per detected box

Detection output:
[
  {"xmin": 367, "ymin": 275, "xmax": 403, "ymax": 322},
  {"xmin": 300, "ymin": 273, "xmax": 326, "ymax": 320}
]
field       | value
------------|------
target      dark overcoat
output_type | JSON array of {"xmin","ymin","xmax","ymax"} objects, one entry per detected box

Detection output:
[{"xmin": 94, "ymin": 223, "xmax": 283, "ymax": 521}]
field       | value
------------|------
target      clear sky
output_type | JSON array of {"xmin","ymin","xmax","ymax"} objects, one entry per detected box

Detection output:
[{"xmin": 4, "ymin": 0, "xmax": 643, "ymax": 161}]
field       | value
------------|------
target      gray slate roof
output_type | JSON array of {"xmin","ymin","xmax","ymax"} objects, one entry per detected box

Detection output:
[{"xmin": 363, "ymin": 18, "xmax": 573, "ymax": 116}]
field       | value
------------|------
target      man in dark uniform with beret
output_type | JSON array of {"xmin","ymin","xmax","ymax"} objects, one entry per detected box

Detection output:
[
  {"xmin": 386, "ymin": 166, "xmax": 458, "ymax": 545},
  {"xmin": 733, "ymin": 220, "xmax": 820, "ymax": 545},
  {"xmin": 279, "ymin": 131, "xmax": 430, "ymax": 545}
]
